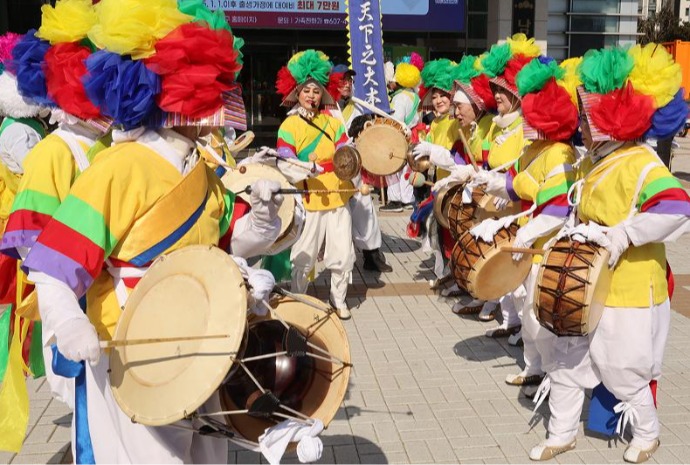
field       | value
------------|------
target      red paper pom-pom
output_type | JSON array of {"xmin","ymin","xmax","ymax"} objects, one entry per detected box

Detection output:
[
  {"xmin": 470, "ymin": 74, "xmax": 497, "ymax": 111},
  {"xmin": 146, "ymin": 23, "xmax": 240, "ymax": 118},
  {"xmin": 44, "ymin": 42, "xmax": 101, "ymax": 120},
  {"xmin": 590, "ymin": 81, "xmax": 655, "ymax": 141},
  {"xmin": 504, "ymin": 54, "xmax": 533, "ymax": 88},
  {"xmin": 522, "ymin": 79, "xmax": 578, "ymax": 141},
  {"xmin": 327, "ymin": 71, "xmax": 344, "ymax": 102},
  {"xmin": 418, "ymin": 84, "xmax": 428, "ymax": 103},
  {"xmin": 275, "ymin": 65, "xmax": 297, "ymax": 99}
]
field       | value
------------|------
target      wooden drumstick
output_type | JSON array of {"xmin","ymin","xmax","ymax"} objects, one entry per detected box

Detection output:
[
  {"xmin": 237, "ymin": 184, "xmax": 372, "ymax": 196},
  {"xmin": 500, "ymin": 247, "xmax": 544, "ymax": 255},
  {"xmin": 458, "ymin": 129, "xmax": 479, "ymax": 171},
  {"xmin": 308, "ymin": 152, "xmax": 318, "ymax": 173},
  {"xmin": 261, "ymin": 153, "xmax": 313, "ymax": 172},
  {"xmin": 100, "ymin": 334, "xmax": 231, "ymax": 348}
]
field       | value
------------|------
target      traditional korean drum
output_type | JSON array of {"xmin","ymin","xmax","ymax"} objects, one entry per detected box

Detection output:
[
  {"xmin": 108, "ymin": 246, "xmax": 351, "ymax": 449},
  {"xmin": 355, "ymin": 116, "xmax": 410, "ymax": 176},
  {"xmin": 221, "ymin": 164, "xmax": 302, "ymax": 255},
  {"xmin": 432, "ymin": 182, "xmax": 463, "ymax": 230},
  {"xmin": 450, "ymin": 224, "xmax": 532, "ymax": 301},
  {"xmin": 333, "ymin": 145, "xmax": 362, "ymax": 181},
  {"xmin": 447, "ymin": 187, "xmax": 521, "ymax": 240},
  {"xmin": 533, "ymin": 238, "xmax": 612, "ymax": 336}
]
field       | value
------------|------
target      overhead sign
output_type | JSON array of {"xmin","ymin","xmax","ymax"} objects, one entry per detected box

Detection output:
[{"xmin": 205, "ymin": 0, "xmax": 465, "ymax": 32}]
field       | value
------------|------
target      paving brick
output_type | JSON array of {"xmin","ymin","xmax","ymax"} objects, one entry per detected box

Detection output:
[
  {"xmin": 403, "ymin": 440, "xmax": 433, "ymax": 462},
  {"xmin": 333, "ymin": 444, "xmax": 359, "ymax": 464},
  {"xmin": 10, "ymin": 453, "xmax": 62, "ymax": 464},
  {"xmin": 0, "ymin": 451, "xmax": 15, "ymax": 465}
]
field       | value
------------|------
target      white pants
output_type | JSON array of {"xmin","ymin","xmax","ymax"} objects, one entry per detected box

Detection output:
[
  {"xmin": 350, "ymin": 175, "xmax": 382, "ymax": 251},
  {"xmin": 290, "ymin": 207, "xmax": 355, "ymax": 308},
  {"xmin": 520, "ymin": 265, "xmax": 556, "ymax": 377},
  {"xmin": 545, "ymin": 300, "xmax": 671, "ymax": 445},
  {"xmin": 385, "ymin": 168, "xmax": 414, "ymax": 204},
  {"xmin": 81, "ymin": 355, "xmax": 227, "ymax": 463}
]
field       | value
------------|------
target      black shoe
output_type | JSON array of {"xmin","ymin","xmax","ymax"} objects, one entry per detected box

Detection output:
[
  {"xmin": 363, "ymin": 249, "xmax": 392, "ymax": 272},
  {"xmin": 379, "ymin": 201, "xmax": 403, "ymax": 212}
]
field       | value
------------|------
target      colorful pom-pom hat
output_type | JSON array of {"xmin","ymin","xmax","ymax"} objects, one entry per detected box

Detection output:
[
  {"xmin": 0, "ymin": 32, "xmax": 44, "ymax": 119},
  {"xmin": 275, "ymin": 49, "xmax": 338, "ymax": 109},
  {"xmin": 515, "ymin": 56, "xmax": 580, "ymax": 141},
  {"xmin": 577, "ymin": 43, "xmax": 687, "ymax": 142},
  {"xmin": 450, "ymin": 54, "xmax": 497, "ymax": 114},
  {"xmin": 481, "ymin": 33, "xmax": 541, "ymax": 102},
  {"xmin": 420, "ymin": 58, "xmax": 457, "ymax": 111},
  {"xmin": 394, "ymin": 52, "xmax": 424, "ymax": 89}
]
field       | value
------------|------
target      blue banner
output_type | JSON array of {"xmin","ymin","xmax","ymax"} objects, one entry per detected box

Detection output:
[{"xmin": 346, "ymin": 0, "xmax": 390, "ymax": 112}]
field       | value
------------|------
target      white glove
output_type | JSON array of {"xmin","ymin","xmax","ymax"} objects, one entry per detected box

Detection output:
[
  {"xmin": 511, "ymin": 214, "xmax": 566, "ymax": 261},
  {"xmin": 414, "ymin": 141, "xmax": 455, "ymax": 170},
  {"xmin": 469, "ymin": 216, "xmax": 514, "ymax": 243},
  {"xmin": 231, "ymin": 257, "xmax": 276, "ymax": 316},
  {"xmin": 447, "ymin": 164, "xmax": 476, "ymax": 185},
  {"xmin": 493, "ymin": 197, "xmax": 510, "ymax": 211},
  {"xmin": 238, "ymin": 146, "xmax": 278, "ymax": 166},
  {"xmin": 249, "ymin": 179, "xmax": 284, "ymax": 227},
  {"xmin": 604, "ymin": 225, "xmax": 630, "ymax": 268},
  {"xmin": 431, "ymin": 176, "xmax": 455, "ymax": 193},
  {"xmin": 53, "ymin": 317, "xmax": 101, "ymax": 365},
  {"xmin": 568, "ymin": 222, "xmax": 611, "ymax": 249},
  {"xmin": 471, "ymin": 169, "xmax": 508, "ymax": 198}
]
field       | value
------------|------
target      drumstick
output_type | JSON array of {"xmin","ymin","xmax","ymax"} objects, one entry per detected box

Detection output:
[
  {"xmin": 260, "ymin": 153, "xmax": 313, "ymax": 172},
  {"xmin": 458, "ymin": 129, "xmax": 479, "ymax": 171},
  {"xmin": 236, "ymin": 185, "xmax": 372, "ymax": 196},
  {"xmin": 100, "ymin": 334, "xmax": 231, "ymax": 348},
  {"xmin": 500, "ymin": 247, "xmax": 544, "ymax": 255}
]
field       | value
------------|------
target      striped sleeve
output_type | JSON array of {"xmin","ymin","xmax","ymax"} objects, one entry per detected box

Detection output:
[
  {"xmin": 637, "ymin": 167, "xmax": 690, "ymax": 215},
  {"xmin": 333, "ymin": 120, "xmax": 349, "ymax": 149},
  {"xmin": 533, "ymin": 148, "xmax": 575, "ymax": 218},
  {"xmin": 450, "ymin": 140, "xmax": 469, "ymax": 166},
  {"xmin": 218, "ymin": 191, "xmax": 250, "ymax": 252},
  {"xmin": 505, "ymin": 164, "xmax": 521, "ymax": 202},
  {"xmin": 277, "ymin": 118, "xmax": 297, "ymax": 159},
  {"xmin": 0, "ymin": 135, "xmax": 76, "ymax": 258}
]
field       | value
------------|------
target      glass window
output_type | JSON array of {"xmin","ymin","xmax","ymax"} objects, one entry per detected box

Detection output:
[
  {"xmin": 570, "ymin": 15, "xmax": 619, "ymax": 33},
  {"xmin": 570, "ymin": 34, "xmax": 606, "ymax": 57},
  {"xmin": 570, "ymin": 0, "xmax": 620, "ymax": 14},
  {"xmin": 468, "ymin": 0, "xmax": 488, "ymax": 12},
  {"xmin": 468, "ymin": 13, "xmax": 488, "ymax": 39}
]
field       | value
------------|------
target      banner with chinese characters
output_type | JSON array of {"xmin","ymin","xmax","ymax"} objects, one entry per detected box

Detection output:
[{"xmin": 346, "ymin": 0, "xmax": 390, "ymax": 111}]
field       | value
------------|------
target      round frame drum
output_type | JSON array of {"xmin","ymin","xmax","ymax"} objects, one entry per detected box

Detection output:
[
  {"xmin": 534, "ymin": 239, "xmax": 612, "ymax": 336},
  {"xmin": 447, "ymin": 187, "xmax": 521, "ymax": 240},
  {"xmin": 333, "ymin": 146, "xmax": 362, "ymax": 181},
  {"xmin": 433, "ymin": 182, "xmax": 463, "ymax": 230},
  {"xmin": 221, "ymin": 164, "xmax": 297, "ymax": 253},
  {"xmin": 219, "ymin": 294, "xmax": 351, "ymax": 443},
  {"xmin": 451, "ymin": 224, "xmax": 532, "ymax": 301},
  {"xmin": 356, "ymin": 117, "xmax": 409, "ymax": 176}
]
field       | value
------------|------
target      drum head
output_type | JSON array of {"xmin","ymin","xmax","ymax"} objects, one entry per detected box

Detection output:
[
  {"xmin": 221, "ymin": 164, "xmax": 295, "ymax": 240},
  {"xmin": 219, "ymin": 294, "xmax": 351, "ymax": 443},
  {"xmin": 109, "ymin": 246, "xmax": 247, "ymax": 426},
  {"xmin": 585, "ymin": 247, "xmax": 612, "ymax": 334},
  {"xmin": 476, "ymin": 193, "xmax": 521, "ymax": 222},
  {"xmin": 333, "ymin": 146, "xmax": 362, "ymax": 181},
  {"xmin": 433, "ymin": 182, "xmax": 462, "ymax": 230},
  {"xmin": 356, "ymin": 123, "xmax": 408, "ymax": 176}
]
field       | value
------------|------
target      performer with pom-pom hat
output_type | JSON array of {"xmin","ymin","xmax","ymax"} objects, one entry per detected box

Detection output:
[
  {"xmin": 274, "ymin": 49, "xmax": 354, "ymax": 319},
  {"xmin": 11, "ymin": 0, "xmax": 284, "ymax": 462},
  {"xmin": 528, "ymin": 44, "xmax": 690, "ymax": 463}
]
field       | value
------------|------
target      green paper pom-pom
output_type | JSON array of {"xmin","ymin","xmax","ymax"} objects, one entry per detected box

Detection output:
[
  {"xmin": 288, "ymin": 49, "xmax": 332, "ymax": 86},
  {"xmin": 579, "ymin": 47, "xmax": 634, "ymax": 94},
  {"xmin": 451, "ymin": 55, "xmax": 480, "ymax": 84},
  {"xmin": 481, "ymin": 43, "xmax": 511, "ymax": 78},
  {"xmin": 516, "ymin": 58, "xmax": 565, "ymax": 96},
  {"xmin": 178, "ymin": 0, "xmax": 231, "ymax": 31},
  {"xmin": 421, "ymin": 58, "xmax": 456, "ymax": 92}
]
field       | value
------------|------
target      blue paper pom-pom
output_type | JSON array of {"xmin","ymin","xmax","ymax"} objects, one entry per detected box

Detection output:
[
  {"xmin": 11, "ymin": 30, "xmax": 54, "ymax": 106},
  {"xmin": 83, "ymin": 50, "xmax": 162, "ymax": 130},
  {"xmin": 645, "ymin": 89, "xmax": 688, "ymax": 140}
]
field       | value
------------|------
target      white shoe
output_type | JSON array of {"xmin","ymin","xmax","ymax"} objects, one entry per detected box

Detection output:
[
  {"xmin": 508, "ymin": 329, "xmax": 523, "ymax": 346},
  {"xmin": 452, "ymin": 299, "xmax": 484, "ymax": 315},
  {"xmin": 624, "ymin": 439, "xmax": 660, "ymax": 463},
  {"xmin": 329, "ymin": 299, "xmax": 351, "ymax": 320},
  {"xmin": 478, "ymin": 301, "xmax": 498, "ymax": 321},
  {"xmin": 441, "ymin": 283, "xmax": 462, "ymax": 297},
  {"xmin": 529, "ymin": 439, "xmax": 576, "ymax": 461}
]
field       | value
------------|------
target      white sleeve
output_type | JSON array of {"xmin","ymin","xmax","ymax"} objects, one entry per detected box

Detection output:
[
  {"xmin": 28, "ymin": 271, "xmax": 85, "ymax": 346},
  {"xmin": 390, "ymin": 93, "xmax": 412, "ymax": 124},
  {"xmin": 624, "ymin": 213, "xmax": 690, "ymax": 246},
  {"xmin": 230, "ymin": 214, "xmax": 282, "ymax": 259},
  {"xmin": 0, "ymin": 123, "xmax": 42, "ymax": 174},
  {"xmin": 518, "ymin": 214, "xmax": 567, "ymax": 245}
]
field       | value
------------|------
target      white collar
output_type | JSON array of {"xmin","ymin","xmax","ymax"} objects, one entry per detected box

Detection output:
[
  {"xmin": 493, "ymin": 110, "xmax": 521, "ymax": 129},
  {"xmin": 588, "ymin": 141, "xmax": 625, "ymax": 163}
]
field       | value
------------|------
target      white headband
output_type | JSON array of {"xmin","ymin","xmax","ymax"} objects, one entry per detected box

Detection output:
[{"xmin": 453, "ymin": 89, "xmax": 471, "ymax": 105}]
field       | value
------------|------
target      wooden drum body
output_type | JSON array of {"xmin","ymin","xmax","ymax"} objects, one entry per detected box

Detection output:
[
  {"xmin": 451, "ymin": 224, "xmax": 532, "ymax": 301},
  {"xmin": 433, "ymin": 182, "xmax": 463, "ymax": 230},
  {"xmin": 534, "ymin": 239, "xmax": 612, "ymax": 336},
  {"xmin": 447, "ymin": 187, "xmax": 522, "ymax": 240}
]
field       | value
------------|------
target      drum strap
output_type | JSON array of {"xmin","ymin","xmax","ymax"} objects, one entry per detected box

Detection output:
[
  {"xmin": 53, "ymin": 129, "xmax": 90, "ymax": 173},
  {"xmin": 300, "ymin": 116, "xmax": 334, "ymax": 142}
]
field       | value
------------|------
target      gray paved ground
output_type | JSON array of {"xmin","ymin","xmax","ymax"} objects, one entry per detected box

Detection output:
[{"xmin": 4, "ymin": 141, "xmax": 690, "ymax": 464}]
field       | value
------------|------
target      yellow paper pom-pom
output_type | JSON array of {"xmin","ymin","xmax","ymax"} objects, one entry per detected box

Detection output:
[
  {"xmin": 36, "ymin": 0, "xmax": 97, "ymax": 44},
  {"xmin": 628, "ymin": 43, "xmax": 682, "ymax": 108},
  {"xmin": 473, "ymin": 54, "xmax": 486, "ymax": 72},
  {"xmin": 395, "ymin": 62, "xmax": 421, "ymax": 89},
  {"xmin": 506, "ymin": 33, "xmax": 541, "ymax": 58},
  {"xmin": 557, "ymin": 57, "xmax": 583, "ymax": 106},
  {"xmin": 88, "ymin": 0, "xmax": 192, "ymax": 60}
]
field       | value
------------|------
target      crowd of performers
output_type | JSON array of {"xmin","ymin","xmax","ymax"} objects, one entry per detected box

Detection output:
[{"xmin": 1, "ymin": 0, "xmax": 690, "ymax": 464}]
